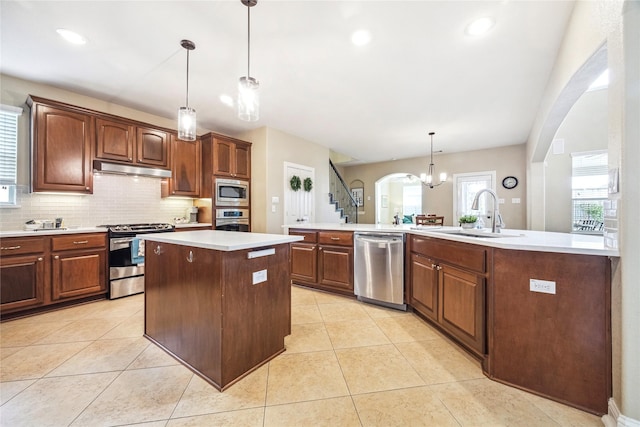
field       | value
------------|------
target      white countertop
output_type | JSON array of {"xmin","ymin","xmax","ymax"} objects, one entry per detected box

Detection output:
[
  {"xmin": 0, "ymin": 227, "xmax": 106, "ymax": 238},
  {"xmin": 141, "ymin": 230, "xmax": 303, "ymax": 251},
  {"xmin": 284, "ymin": 223, "xmax": 619, "ymax": 257}
]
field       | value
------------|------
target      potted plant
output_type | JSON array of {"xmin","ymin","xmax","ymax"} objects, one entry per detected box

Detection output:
[{"xmin": 459, "ymin": 215, "xmax": 478, "ymax": 229}]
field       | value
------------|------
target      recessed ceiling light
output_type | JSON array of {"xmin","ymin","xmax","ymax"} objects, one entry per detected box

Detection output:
[
  {"xmin": 56, "ymin": 28, "xmax": 87, "ymax": 45},
  {"xmin": 351, "ymin": 29, "xmax": 372, "ymax": 46},
  {"xmin": 220, "ymin": 94, "xmax": 234, "ymax": 107},
  {"xmin": 465, "ymin": 17, "xmax": 495, "ymax": 37}
]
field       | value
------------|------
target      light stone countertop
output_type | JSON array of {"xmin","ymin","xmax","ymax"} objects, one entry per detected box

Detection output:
[
  {"xmin": 284, "ymin": 223, "xmax": 619, "ymax": 257},
  {"xmin": 0, "ymin": 227, "xmax": 107, "ymax": 238},
  {"xmin": 141, "ymin": 230, "xmax": 303, "ymax": 251}
]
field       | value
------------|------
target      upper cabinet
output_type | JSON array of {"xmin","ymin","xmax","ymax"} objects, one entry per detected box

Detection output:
[
  {"xmin": 28, "ymin": 96, "xmax": 94, "ymax": 193},
  {"xmin": 162, "ymin": 134, "xmax": 201, "ymax": 198},
  {"xmin": 95, "ymin": 117, "xmax": 169, "ymax": 168},
  {"xmin": 202, "ymin": 133, "xmax": 251, "ymax": 180}
]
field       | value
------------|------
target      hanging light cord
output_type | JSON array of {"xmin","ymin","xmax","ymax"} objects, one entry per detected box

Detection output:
[
  {"xmin": 185, "ymin": 48, "xmax": 190, "ymax": 108},
  {"xmin": 246, "ymin": 3, "xmax": 251, "ymax": 79}
]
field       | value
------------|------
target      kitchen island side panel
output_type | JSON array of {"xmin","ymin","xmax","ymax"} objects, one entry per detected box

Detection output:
[
  {"xmin": 489, "ymin": 249, "xmax": 611, "ymax": 415},
  {"xmin": 144, "ymin": 243, "xmax": 223, "ymax": 386}
]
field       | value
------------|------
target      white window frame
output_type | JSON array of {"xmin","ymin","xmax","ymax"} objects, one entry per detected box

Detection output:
[
  {"xmin": 0, "ymin": 104, "xmax": 23, "ymax": 207},
  {"xmin": 452, "ymin": 171, "xmax": 496, "ymax": 223}
]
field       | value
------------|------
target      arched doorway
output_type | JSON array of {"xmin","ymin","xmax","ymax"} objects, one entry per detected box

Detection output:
[{"xmin": 374, "ymin": 173, "xmax": 422, "ymax": 224}]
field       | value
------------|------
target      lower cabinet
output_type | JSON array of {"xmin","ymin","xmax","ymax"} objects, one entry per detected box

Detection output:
[
  {"xmin": 289, "ymin": 229, "xmax": 354, "ymax": 295},
  {"xmin": 409, "ymin": 235, "xmax": 489, "ymax": 356},
  {"xmin": 0, "ymin": 233, "xmax": 107, "ymax": 317}
]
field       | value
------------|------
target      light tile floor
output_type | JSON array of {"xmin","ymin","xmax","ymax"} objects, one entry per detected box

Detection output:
[{"xmin": 0, "ymin": 285, "xmax": 604, "ymax": 426}]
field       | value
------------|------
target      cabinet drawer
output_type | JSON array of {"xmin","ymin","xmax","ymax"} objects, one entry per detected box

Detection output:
[
  {"xmin": 411, "ymin": 235, "xmax": 487, "ymax": 274},
  {"xmin": 1, "ymin": 237, "xmax": 45, "ymax": 256},
  {"xmin": 289, "ymin": 229, "xmax": 317, "ymax": 243},
  {"xmin": 51, "ymin": 233, "xmax": 107, "ymax": 251},
  {"xmin": 318, "ymin": 231, "xmax": 353, "ymax": 247}
]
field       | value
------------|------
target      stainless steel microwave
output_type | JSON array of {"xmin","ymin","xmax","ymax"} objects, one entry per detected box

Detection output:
[{"xmin": 215, "ymin": 178, "xmax": 249, "ymax": 206}]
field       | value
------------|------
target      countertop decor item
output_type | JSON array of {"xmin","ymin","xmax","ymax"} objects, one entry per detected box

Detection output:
[
  {"xmin": 303, "ymin": 177, "xmax": 313, "ymax": 192},
  {"xmin": 289, "ymin": 175, "xmax": 301, "ymax": 191},
  {"xmin": 177, "ymin": 39, "xmax": 196, "ymax": 141},
  {"xmin": 459, "ymin": 214, "xmax": 478, "ymax": 228}
]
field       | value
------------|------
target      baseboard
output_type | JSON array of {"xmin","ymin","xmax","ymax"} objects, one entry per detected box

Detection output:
[{"xmin": 603, "ymin": 398, "xmax": 640, "ymax": 427}]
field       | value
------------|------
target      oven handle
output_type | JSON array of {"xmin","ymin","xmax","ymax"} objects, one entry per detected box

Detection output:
[{"xmin": 110, "ymin": 237, "xmax": 135, "ymax": 251}]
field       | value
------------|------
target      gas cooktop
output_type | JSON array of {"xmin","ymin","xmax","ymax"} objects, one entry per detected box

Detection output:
[{"xmin": 99, "ymin": 223, "xmax": 175, "ymax": 233}]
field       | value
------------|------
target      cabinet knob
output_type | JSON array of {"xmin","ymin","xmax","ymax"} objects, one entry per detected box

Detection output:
[
  {"xmin": 37, "ymin": 257, "xmax": 43, "ymax": 261},
  {"xmin": 128, "ymin": 157, "xmax": 132, "ymax": 161},
  {"xmin": 431, "ymin": 263, "xmax": 437, "ymax": 269},
  {"xmin": 436, "ymin": 265, "xmax": 442, "ymax": 271},
  {"xmin": 54, "ymin": 255, "xmax": 60, "ymax": 260},
  {"xmin": 85, "ymin": 187, "xmax": 90, "ymax": 191}
]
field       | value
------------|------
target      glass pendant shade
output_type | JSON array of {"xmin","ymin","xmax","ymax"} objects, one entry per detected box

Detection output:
[
  {"xmin": 178, "ymin": 106, "xmax": 196, "ymax": 141},
  {"xmin": 238, "ymin": 76, "xmax": 260, "ymax": 122}
]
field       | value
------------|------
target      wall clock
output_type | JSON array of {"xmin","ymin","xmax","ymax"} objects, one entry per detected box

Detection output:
[{"xmin": 502, "ymin": 176, "xmax": 518, "ymax": 189}]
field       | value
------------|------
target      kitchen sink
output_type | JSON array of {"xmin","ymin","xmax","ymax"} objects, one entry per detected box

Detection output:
[{"xmin": 427, "ymin": 228, "xmax": 524, "ymax": 238}]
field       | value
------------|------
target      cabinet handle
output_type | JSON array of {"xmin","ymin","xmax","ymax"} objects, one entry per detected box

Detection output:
[
  {"xmin": 1, "ymin": 245, "xmax": 21, "ymax": 250},
  {"xmin": 186, "ymin": 250, "xmax": 194, "ymax": 263},
  {"xmin": 128, "ymin": 157, "xmax": 132, "ymax": 161},
  {"xmin": 330, "ymin": 237, "xmax": 340, "ymax": 241},
  {"xmin": 153, "ymin": 245, "xmax": 162, "ymax": 255},
  {"xmin": 85, "ymin": 187, "xmax": 90, "ymax": 191},
  {"xmin": 37, "ymin": 257, "xmax": 43, "ymax": 261},
  {"xmin": 73, "ymin": 240, "xmax": 89, "ymax": 245},
  {"xmin": 54, "ymin": 255, "xmax": 60, "ymax": 260}
]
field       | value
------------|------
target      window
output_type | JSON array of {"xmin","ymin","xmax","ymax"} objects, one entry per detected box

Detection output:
[
  {"xmin": 402, "ymin": 183, "xmax": 422, "ymax": 216},
  {"xmin": 572, "ymin": 150, "xmax": 608, "ymax": 233},
  {"xmin": 453, "ymin": 171, "xmax": 496, "ymax": 223},
  {"xmin": 0, "ymin": 105, "xmax": 22, "ymax": 207}
]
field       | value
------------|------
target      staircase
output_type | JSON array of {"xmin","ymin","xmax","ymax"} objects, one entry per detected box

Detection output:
[{"xmin": 329, "ymin": 160, "xmax": 358, "ymax": 223}]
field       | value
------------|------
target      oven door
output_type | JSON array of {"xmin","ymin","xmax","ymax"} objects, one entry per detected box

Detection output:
[
  {"xmin": 109, "ymin": 237, "xmax": 145, "ymax": 299},
  {"xmin": 215, "ymin": 178, "xmax": 249, "ymax": 206},
  {"xmin": 215, "ymin": 218, "xmax": 250, "ymax": 232}
]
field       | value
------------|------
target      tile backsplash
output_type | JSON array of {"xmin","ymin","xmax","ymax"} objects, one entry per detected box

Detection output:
[{"xmin": 0, "ymin": 174, "xmax": 195, "ymax": 231}]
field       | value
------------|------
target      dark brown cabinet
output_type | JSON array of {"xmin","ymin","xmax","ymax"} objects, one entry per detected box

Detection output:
[
  {"xmin": 409, "ymin": 235, "xmax": 488, "ymax": 356},
  {"xmin": 0, "ymin": 233, "xmax": 107, "ymax": 318},
  {"xmin": 28, "ymin": 97, "xmax": 93, "ymax": 193},
  {"xmin": 162, "ymin": 134, "xmax": 201, "ymax": 197},
  {"xmin": 202, "ymin": 133, "xmax": 251, "ymax": 183},
  {"xmin": 0, "ymin": 237, "xmax": 46, "ymax": 312},
  {"xmin": 50, "ymin": 233, "xmax": 107, "ymax": 301},
  {"xmin": 289, "ymin": 229, "xmax": 354, "ymax": 295},
  {"xmin": 95, "ymin": 118, "xmax": 169, "ymax": 168}
]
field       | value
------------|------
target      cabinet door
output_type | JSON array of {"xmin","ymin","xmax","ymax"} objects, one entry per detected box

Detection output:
[
  {"xmin": 409, "ymin": 253, "xmax": 438, "ymax": 322},
  {"xmin": 318, "ymin": 245, "xmax": 353, "ymax": 291},
  {"xmin": 290, "ymin": 243, "xmax": 317, "ymax": 284},
  {"xmin": 233, "ymin": 142, "xmax": 251, "ymax": 179},
  {"xmin": 51, "ymin": 249, "xmax": 107, "ymax": 300},
  {"xmin": 438, "ymin": 264, "xmax": 485, "ymax": 354},
  {"xmin": 0, "ymin": 255, "xmax": 46, "ymax": 311},
  {"xmin": 32, "ymin": 104, "xmax": 93, "ymax": 193},
  {"xmin": 136, "ymin": 127, "xmax": 169, "ymax": 167},
  {"xmin": 165, "ymin": 135, "xmax": 201, "ymax": 197},
  {"xmin": 212, "ymin": 138, "xmax": 234, "ymax": 176},
  {"xmin": 95, "ymin": 118, "xmax": 135, "ymax": 162}
]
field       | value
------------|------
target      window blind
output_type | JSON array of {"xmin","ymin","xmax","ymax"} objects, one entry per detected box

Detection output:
[{"xmin": 0, "ymin": 105, "xmax": 22, "ymax": 185}]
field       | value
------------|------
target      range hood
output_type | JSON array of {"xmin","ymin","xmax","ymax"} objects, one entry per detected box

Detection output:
[{"xmin": 93, "ymin": 160, "xmax": 172, "ymax": 179}]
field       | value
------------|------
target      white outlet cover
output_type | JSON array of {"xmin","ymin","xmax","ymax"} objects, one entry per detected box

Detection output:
[
  {"xmin": 530, "ymin": 279, "xmax": 556, "ymax": 294},
  {"xmin": 253, "ymin": 269, "xmax": 267, "ymax": 285}
]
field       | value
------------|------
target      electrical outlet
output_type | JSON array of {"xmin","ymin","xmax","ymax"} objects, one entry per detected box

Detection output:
[
  {"xmin": 253, "ymin": 269, "xmax": 267, "ymax": 285},
  {"xmin": 530, "ymin": 279, "xmax": 556, "ymax": 294},
  {"xmin": 512, "ymin": 198, "xmax": 521, "ymax": 204}
]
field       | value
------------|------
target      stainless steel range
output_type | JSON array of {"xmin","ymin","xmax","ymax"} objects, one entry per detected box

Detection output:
[{"xmin": 99, "ymin": 223, "xmax": 175, "ymax": 299}]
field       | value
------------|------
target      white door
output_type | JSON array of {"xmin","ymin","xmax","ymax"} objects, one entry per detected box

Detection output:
[
  {"xmin": 284, "ymin": 162, "xmax": 315, "ymax": 226},
  {"xmin": 453, "ymin": 171, "xmax": 495, "ymax": 224}
]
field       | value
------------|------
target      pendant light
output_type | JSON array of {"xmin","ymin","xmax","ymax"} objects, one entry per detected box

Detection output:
[
  {"xmin": 420, "ymin": 132, "xmax": 447, "ymax": 188},
  {"xmin": 178, "ymin": 39, "xmax": 196, "ymax": 141},
  {"xmin": 238, "ymin": 0, "xmax": 259, "ymax": 122}
]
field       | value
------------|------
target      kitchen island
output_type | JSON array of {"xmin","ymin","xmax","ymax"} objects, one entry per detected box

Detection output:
[
  {"xmin": 286, "ymin": 223, "xmax": 618, "ymax": 415},
  {"xmin": 142, "ymin": 230, "xmax": 302, "ymax": 391}
]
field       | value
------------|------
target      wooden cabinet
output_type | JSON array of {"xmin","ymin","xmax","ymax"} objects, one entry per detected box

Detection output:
[
  {"xmin": 50, "ymin": 233, "xmax": 107, "ymax": 301},
  {"xmin": 28, "ymin": 96, "xmax": 93, "ymax": 193},
  {"xmin": 409, "ymin": 235, "xmax": 489, "ymax": 356},
  {"xmin": 201, "ymin": 133, "xmax": 252, "ymax": 198},
  {"xmin": 0, "ymin": 237, "xmax": 46, "ymax": 312},
  {"xmin": 289, "ymin": 229, "xmax": 354, "ymax": 295},
  {"xmin": 0, "ymin": 233, "xmax": 107, "ymax": 318},
  {"xmin": 162, "ymin": 134, "xmax": 201, "ymax": 197},
  {"xmin": 95, "ymin": 117, "xmax": 169, "ymax": 168}
]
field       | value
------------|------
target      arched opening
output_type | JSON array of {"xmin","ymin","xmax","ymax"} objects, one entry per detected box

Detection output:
[{"xmin": 374, "ymin": 173, "xmax": 422, "ymax": 224}]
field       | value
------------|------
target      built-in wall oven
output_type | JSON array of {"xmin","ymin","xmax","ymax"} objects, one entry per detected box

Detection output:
[
  {"xmin": 215, "ymin": 208, "xmax": 249, "ymax": 232},
  {"xmin": 100, "ymin": 223, "xmax": 175, "ymax": 299},
  {"xmin": 215, "ymin": 178, "xmax": 249, "ymax": 206}
]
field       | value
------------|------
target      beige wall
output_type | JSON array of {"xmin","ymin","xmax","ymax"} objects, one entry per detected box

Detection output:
[
  {"xmin": 544, "ymin": 88, "xmax": 608, "ymax": 233},
  {"xmin": 340, "ymin": 144, "xmax": 526, "ymax": 229},
  {"xmin": 242, "ymin": 127, "xmax": 337, "ymax": 234}
]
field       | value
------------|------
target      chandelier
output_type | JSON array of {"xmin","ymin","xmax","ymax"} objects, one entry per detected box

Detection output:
[{"xmin": 420, "ymin": 132, "xmax": 447, "ymax": 188}]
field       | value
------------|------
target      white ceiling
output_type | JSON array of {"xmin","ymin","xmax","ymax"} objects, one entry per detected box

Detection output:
[{"xmin": 0, "ymin": 0, "xmax": 575, "ymax": 164}]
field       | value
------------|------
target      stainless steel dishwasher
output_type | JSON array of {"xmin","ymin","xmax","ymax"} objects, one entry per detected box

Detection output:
[{"xmin": 354, "ymin": 232, "xmax": 406, "ymax": 310}]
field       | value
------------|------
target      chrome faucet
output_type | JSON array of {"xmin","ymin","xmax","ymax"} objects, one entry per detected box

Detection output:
[{"xmin": 471, "ymin": 189, "xmax": 505, "ymax": 233}]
